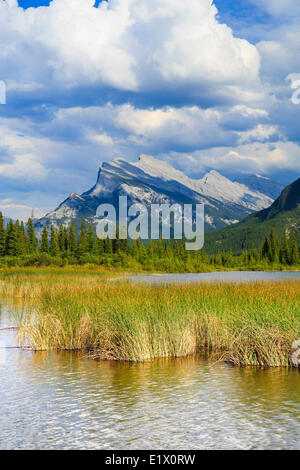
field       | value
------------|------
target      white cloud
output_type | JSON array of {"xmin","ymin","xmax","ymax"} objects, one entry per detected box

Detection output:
[
  {"xmin": 0, "ymin": 101, "xmax": 281, "ymax": 185},
  {"xmin": 238, "ymin": 124, "xmax": 282, "ymax": 144},
  {"xmin": 0, "ymin": 200, "xmax": 46, "ymax": 221},
  {"xmin": 33, "ymin": 102, "xmax": 273, "ymax": 151},
  {"xmin": 0, "ymin": 0, "xmax": 261, "ymax": 101},
  {"xmin": 0, "ymin": 153, "xmax": 45, "ymax": 181},
  {"xmin": 114, "ymin": 104, "xmax": 223, "ymax": 145},
  {"xmin": 169, "ymin": 141, "xmax": 300, "ymax": 175},
  {"xmin": 0, "ymin": 0, "xmax": 298, "ymax": 212}
]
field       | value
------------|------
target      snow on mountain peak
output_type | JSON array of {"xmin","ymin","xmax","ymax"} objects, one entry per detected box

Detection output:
[
  {"xmin": 136, "ymin": 155, "xmax": 189, "ymax": 183},
  {"xmin": 201, "ymin": 170, "xmax": 228, "ymax": 184},
  {"xmin": 90, "ymin": 155, "xmax": 273, "ymax": 211},
  {"xmin": 35, "ymin": 154, "xmax": 277, "ymax": 236}
]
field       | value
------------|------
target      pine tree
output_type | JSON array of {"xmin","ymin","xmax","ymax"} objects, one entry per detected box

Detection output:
[
  {"xmin": 173, "ymin": 240, "xmax": 179, "ymax": 258},
  {"xmin": 289, "ymin": 230, "xmax": 299, "ymax": 265},
  {"xmin": 5, "ymin": 220, "xmax": 18, "ymax": 256},
  {"xmin": 120, "ymin": 237, "xmax": 130, "ymax": 255},
  {"xmin": 77, "ymin": 220, "xmax": 88, "ymax": 256},
  {"xmin": 18, "ymin": 221, "xmax": 26, "ymax": 255},
  {"xmin": 58, "ymin": 225, "xmax": 65, "ymax": 253},
  {"xmin": 279, "ymin": 232, "xmax": 289, "ymax": 265},
  {"xmin": 63, "ymin": 227, "xmax": 69, "ymax": 252},
  {"xmin": 262, "ymin": 237, "xmax": 270, "ymax": 260},
  {"xmin": 69, "ymin": 223, "xmax": 77, "ymax": 253},
  {"xmin": 50, "ymin": 226, "xmax": 60, "ymax": 257},
  {"xmin": 104, "ymin": 236, "xmax": 112, "ymax": 254},
  {"xmin": 0, "ymin": 212, "xmax": 5, "ymax": 256},
  {"xmin": 40, "ymin": 226, "xmax": 49, "ymax": 253},
  {"xmin": 112, "ymin": 228, "xmax": 121, "ymax": 254},
  {"xmin": 268, "ymin": 230, "xmax": 278, "ymax": 263},
  {"xmin": 250, "ymin": 242, "xmax": 257, "ymax": 263},
  {"xmin": 156, "ymin": 235, "xmax": 164, "ymax": 258},
  {"xmin": 27, "ymin": 218, "xmax": 36, "ymax": 253},
  {"xmin": 96, "ymin": 237, "xmax": 104, "ymax": 256},
  {"xmin": 87, "ymin": 224, "xmax": 95, "ymax": 253}
]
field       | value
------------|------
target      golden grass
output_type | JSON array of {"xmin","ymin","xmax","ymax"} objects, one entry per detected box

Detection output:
[{"xmin": 0, "ymin": 268, "xmax": 299, "ymax": 367}]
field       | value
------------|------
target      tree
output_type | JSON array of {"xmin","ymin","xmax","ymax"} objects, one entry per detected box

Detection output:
[
  {"xmin": 289, "ymin": 230, "xmax": 299, "ymax": 265},
  {"xmin": 69, "ymin": 223, "xmax": 77, "ymax": 253},
  {"xmin": 121, "ymin": 237, "xmax": 130, "ymax": 255},
  {"xmin": 5, "ymin": 220, "xmax": 18, "ymax": 256},
  {"xmin": 77, "ymin": 220, "xmax": 88, "ymax": 256},
  {"xmin": 40, "ymin": 226, "xmax": 49, "ymax": 253},
  {"xmin": 268, "ymin": 230, "xmax": 278, "ymax": 263},
  {"xmin": 104, "ymin": 236, "xmax": 112, "ymax": 254},
  {"xmin": 112, "ymin": 228, "xmax": 121, "ymax": 254},
  {"xmin": 262, "ymin": 237, "xmax": 270, "ymax": 260},
  {"xmin": 18, "ymin": 221, "xmax": 26, "ymax": 255},
  {"xmin": 50, "ymin": 226, "xmax": 60, "ymax": 257},
  {"xmin": 96, "ymin": 237, "xmax": 104, "ymax": 256},
  {"xmin": 0, "ymin": 212, "xmax": 5, "ymax": 256},
  {"xmin": 87, "ymin": 224, "xmax": 95, "ymax": 253},
  {"xmin": 279, "ymin": 232, "xmax": 289, "ymax": 265},
  {"xmin": 27, "ymin": 218, "xmax": 36, "ymax": 253},
  {"xmin": 63, "ymin": 226, "xmax": 69, "ymax": 252},
  {"xmin": 58, "ymin": 225, "xmax": 65, "ymax": 253}
]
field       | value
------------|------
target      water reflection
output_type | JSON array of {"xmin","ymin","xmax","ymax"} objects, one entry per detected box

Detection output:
[{"xmin": 0, "ymin": 303, "xmax": 299, "ymax": 450}]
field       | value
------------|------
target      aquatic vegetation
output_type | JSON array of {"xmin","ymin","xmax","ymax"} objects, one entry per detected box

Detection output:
[{"xmin": 0, "ymin": 268, "xmax": 299, "ymax": 367}]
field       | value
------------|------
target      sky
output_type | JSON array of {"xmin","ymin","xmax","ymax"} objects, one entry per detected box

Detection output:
[{"xmin": 0, "ymin": 0, "xmax": 299, "ymax": 220}]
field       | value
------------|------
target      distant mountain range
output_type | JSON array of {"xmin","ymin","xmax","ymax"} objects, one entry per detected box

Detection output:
[
  {"xmin": 34, "ymin": 155, "xmax": 283, "ymax": 235},
  {"xmin": 34, "ymin": 156, "xmax": 282, "ymax": 235},
  {"xmin": 233, "ymin": 174, "xmax": 284, "ymax": 200},
  {"xmin": 204, "ymin": 177, "xmax": 300, "ymax": 254}
]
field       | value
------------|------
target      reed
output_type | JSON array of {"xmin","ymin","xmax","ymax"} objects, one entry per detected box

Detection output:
[{"xmin": 0, "ymin": 268, "xmax": 299, "ymax": 366}]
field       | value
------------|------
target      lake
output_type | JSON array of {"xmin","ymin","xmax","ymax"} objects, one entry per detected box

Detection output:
[
  {"xmin": 0, "ymin": 301, "xmax": 299, "ymax": 450},
  {"xmin": 129, "ymin": 271, "xmax": 300, "ymax": 285}
]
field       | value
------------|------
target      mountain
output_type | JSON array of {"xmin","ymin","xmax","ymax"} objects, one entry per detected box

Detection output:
[
  {"xmin": 35, "ymin": 155, "xmax": 275, "ymax": 235},
  {"xmin": 233, "ymin": 174, "xmax": 284, "ymax": 200},
  {"xmin": 204, "ymin": 178, "xmax": 300, "ymax": 254}
]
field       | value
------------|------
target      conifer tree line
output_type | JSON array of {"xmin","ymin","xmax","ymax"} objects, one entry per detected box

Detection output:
[{"xmin": 0, "ymin": 212, "xmax": 298, "ymax": 269}]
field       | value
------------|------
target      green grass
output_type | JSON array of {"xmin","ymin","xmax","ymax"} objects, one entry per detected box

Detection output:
[{"xmin": 0, "ymin": 268, "xmax": 299, "ymax": 367}]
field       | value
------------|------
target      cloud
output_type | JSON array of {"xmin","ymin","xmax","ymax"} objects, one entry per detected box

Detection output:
[
  {"xmin": 0, "ymin": 199, "xmax": 46, "ymax": 221},
  {"xmin": 0, "ymin": 0, "xmax": 299, "ymax": 221},
  {"xmin": 164, "ymin": 140, "xmax": 300, "ymax": 176},
  {"xmin": 0, "ymin": 0, "xmax": 261, "ymax": 104},
  {"xmin": 2, "ymin": 101, "xmax": 273, "ymax": 157}
]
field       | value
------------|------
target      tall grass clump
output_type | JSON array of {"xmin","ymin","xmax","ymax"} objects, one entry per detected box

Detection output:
[{"xmin": 0, "ymin": 268, "xmax": 299, "ymax": 366}]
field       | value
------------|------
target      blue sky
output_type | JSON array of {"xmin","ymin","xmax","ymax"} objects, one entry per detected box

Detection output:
[{"xmin": 0, "ymin": 0, "xmax": 299, "ymax": 220}]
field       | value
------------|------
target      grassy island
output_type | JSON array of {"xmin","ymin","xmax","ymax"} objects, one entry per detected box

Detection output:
[{"xmin": 0, "ymin": 268, "xmax": 299, "ymax": 367}]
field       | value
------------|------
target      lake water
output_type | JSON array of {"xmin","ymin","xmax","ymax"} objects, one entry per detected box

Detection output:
[
  {"xmin": 0, "ymin": 302, "xmax": 300, "ymax": 450},
  {"xmin": 130, "ymin": 271, "xmax": 300, "ymax": 285}
]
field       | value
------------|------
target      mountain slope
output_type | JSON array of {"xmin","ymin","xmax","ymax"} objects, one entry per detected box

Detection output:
[
  {"xmin": 204, "ymin": 178, "xmax": 300, "ymax": 254},
  {"xmin": 234, "ymin": 174, "xmax": 284, "ymax": 200},
  {"xmin": 35, "ymin": 155, "xmax": 275, "ymax": 235}
]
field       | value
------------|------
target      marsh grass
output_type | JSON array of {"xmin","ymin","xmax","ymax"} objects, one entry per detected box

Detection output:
[{"xmin": 0, "ymin": 268, "xmax": 299, "ymax": 366}]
